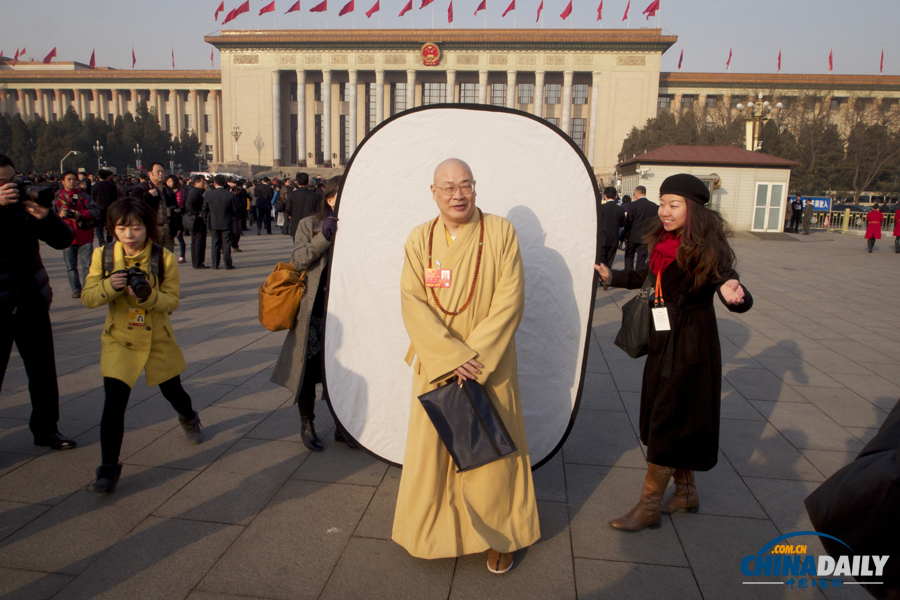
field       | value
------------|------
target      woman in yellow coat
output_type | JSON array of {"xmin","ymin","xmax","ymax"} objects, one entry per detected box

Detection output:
[{"xmin": 81, "ymin": 197, "xmax": 202, "ymax": 493}]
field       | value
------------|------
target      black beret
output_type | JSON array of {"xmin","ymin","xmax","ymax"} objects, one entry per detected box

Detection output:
[{"xmin": 659, "ymin": 173, "xmax": 710, "ymax": 205}]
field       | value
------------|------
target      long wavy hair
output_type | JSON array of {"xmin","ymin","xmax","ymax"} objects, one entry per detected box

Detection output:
[{"xmin": 645, "ymin": 200, "xmax": 735, "ymax": 290}]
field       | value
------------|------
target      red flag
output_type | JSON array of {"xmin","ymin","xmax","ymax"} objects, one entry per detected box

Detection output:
[
  {"xmin": 560, "ymin": 0, "xmax": 572, "ymax": 19},
  {"xmin": 420, "ymin": 0, "xmax": 433, "ymax": 7},
  {"xmin": 502, "ymin": 0, "xmax": 515, "ymax": 17},
  {"xmin": 89, "ymin": 49, "xmax": 96, "ymax": 69},
  {"xmin": 828, "ymin": 47, "xmax": 833, "ymax": 73},
  {"xmin": 677, "ymin": 47, "xmax": 682, "ymax": 70},
  {"xmin": 222, "ymin": 7, "xmax": 238, "ymax": 23},
  {"xmin": 596, "ymin": 0, "xmax": 602, "ymax": 20},
  {"xmin": 42, "ymin": 47, "xmax": 56, "ymax": 64},
  {"xmin": 20, "ymin": 47, "xmax": 26, "ymax": 56},
  {"xmin": 260, "ymin": 1, "xmax": 275, "ymax": 15},
  {"xmin": 535, "ymin": 0, "xmax": 543, "ymax": 21},
  {"xmin": 880, "ymin": 47, "xmax": 884, "ymax": 74},
  {"xmin": 13, "ymin": 48, "xmax": 19, "ymax": 61},
  {"xmin": 365, "ymin": 0, "xmax": 380, "ymax": 16},
  {"xmin": 621, "ymin": 0, "xmax": 629, "ymax": 20},
  {"xmin": 310, "ymin": 0, "xmax": 327, "ymax": 11},
  {"xmin": 339, "ymin": 0, "xmax": 354, "ymax": 14},
  {"xmin": 399, "ymin": 0, "xmax": 412, "ymax": 15},
  {"xmin": 171, "ymin": 46, "xmax": 175, "ymax": 69},
  {"xmin": 642, "ymin": 0, "xmax": 658, "ymax": 19},
  {"xmin": 286, "ymin": 0, "xmax": 301, "ymax": 12},
  {"xmin": 474, "ymin": 0, "xmax": 486, "ymax": 15},
  {"xmin": 726, "ymin": 46, "xmax": 732, "ymax": 69},
  {"xmin": 234, "ymin": 0, "xmax": 250, "ymax": 17},
  {"xmin": 448, "ymin": 0, "xmax": 453, "ymax": 21},
  {"xmin": 777, "ymin": 47, "xmax": 781, "ymax": 72},
  {"xmin": 211, "ymin": 48, "xmax": 215, "ymax": 68},
  {"xmin": 132, "ymin": 47, "xmax": 136, "ymax": 68},
  {"xmin": 214, "ymin": 0, "xmax": 225, "ymax": 20}
]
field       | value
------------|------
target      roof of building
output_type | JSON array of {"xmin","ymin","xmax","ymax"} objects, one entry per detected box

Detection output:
[
  {"xmin": 619, "ymin": 145, "xmax": 800, "ymax": 169},
  {"xmin": 0, "ymin": 67, "xmax": 221, "ymax": 86},
  {"xmin": 660, "ymin": 72, "xmax": 900, "ymax": 94}
]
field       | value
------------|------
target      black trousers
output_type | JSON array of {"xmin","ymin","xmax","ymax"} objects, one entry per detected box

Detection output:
[
  {"xmin": 868, "ymin": 238, "xmax": 876, "ymax": 252},
  {"xmin": 624, "ymin": 243, "xmax": 649, "ymax": 272},
  {"xmin": 191, "ymin": 226, "xmax": 207, "ymax": 268},
  {"xmin": 789, "ymin": 214, "xmax": 802, "ymax": 233},
  {"xmin": 297, "ymin": 353, "xmax": 322, "ymax": 422},
  {"xmin": 211, "ymin": 229, "xmax": 233, "ymax": 268},
  {"xmin": 101, "ymin": 376, "xmax": 194, "ymax": 465},
  {"xmin": 256, "ymin": 208, "xmax": 272, "ymax": 234},
  {"xmin": 598, "ymin": 245, "xmax": 618, "ymax": 268},
  {"xmin": 0, "ymin": 307, "xmax": 61, "ymax": 439}
]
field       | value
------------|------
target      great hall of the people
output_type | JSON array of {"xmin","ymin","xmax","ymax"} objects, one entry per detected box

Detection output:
[{"xmin": 2, "ymin": 29, "xmax": 899, "ymax": 180}]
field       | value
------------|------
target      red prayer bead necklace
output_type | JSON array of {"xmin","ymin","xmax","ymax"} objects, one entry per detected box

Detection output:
[{"xmin": 427, "ymin": 208, "xmax": 484, "ymax": 316}]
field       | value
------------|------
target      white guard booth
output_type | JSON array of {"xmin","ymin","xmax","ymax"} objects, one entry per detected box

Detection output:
[{"xmin": 324, "ymin": 105, "xmax": 599, "ymax": 468}]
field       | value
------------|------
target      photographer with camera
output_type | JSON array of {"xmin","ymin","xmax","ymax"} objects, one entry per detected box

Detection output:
[
  {"xmin": 81, "ymin": 196, "xmax": 202, "ymax": 493},
  {"xmin": 55, "ymin": 171, "xmax": 100, "ymax": 299},
  {"xmin": 0, "ymin": 153, "xmax": 78, "ymax": 451}
]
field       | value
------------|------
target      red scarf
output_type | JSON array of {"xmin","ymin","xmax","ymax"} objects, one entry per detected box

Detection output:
[{"xmin": 649, "ymin": 233, "xmax": 680, "ymax": 276}]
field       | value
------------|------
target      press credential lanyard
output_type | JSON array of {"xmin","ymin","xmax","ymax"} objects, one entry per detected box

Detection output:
[{"xmin": 652, "ymin": 274, "xmax": 671, "ymax": 331}]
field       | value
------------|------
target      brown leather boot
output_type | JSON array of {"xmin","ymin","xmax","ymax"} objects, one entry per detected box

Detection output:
[
  {"xmin": 661, "ymin": 469, "xmax": 699, "ymax": 515},
  {"xmin": 609, "ymin": 463, "xmax": 675, "ymax": 532}
]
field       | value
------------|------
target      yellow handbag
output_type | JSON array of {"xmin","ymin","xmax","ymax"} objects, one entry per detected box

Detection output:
[{"xmin": 258, "ymin": 263, "xmax": 306, "ymax": 332}]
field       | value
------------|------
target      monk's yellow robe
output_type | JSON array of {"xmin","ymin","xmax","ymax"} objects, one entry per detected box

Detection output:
[{"xmin": 392, "ymin": 209, "xmax": 541, "ymax": 559}]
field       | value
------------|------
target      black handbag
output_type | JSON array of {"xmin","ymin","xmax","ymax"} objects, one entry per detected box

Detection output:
[
  {"xmin": 418, "ymin": 379, "xmax": 518, "ymax": 473},
  {"xmin": 614, "ymin": 273, "xmax": 654, "ymax": 359}
]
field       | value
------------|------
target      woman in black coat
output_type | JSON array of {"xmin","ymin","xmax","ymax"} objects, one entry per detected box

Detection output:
[{"xmin": 596, "ymin": 173, "xmax": 753, "ymax": 532}]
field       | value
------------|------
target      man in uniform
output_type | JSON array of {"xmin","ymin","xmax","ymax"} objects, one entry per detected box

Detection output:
[
  {"xmin": 597, "ymin": 186, "xmax": 624, "ymax": 268},
  {"xmin": 393, "ymin": 158, "xmax": 540, "ymax": 575},
  {"xmin": 789, "ymin": 196, "xmax": 804, "ymax": 233},
  {"xmin": 802, "ymin": 198, "xmax": 814, "ymax": 235},
  {"xmin": 623, "ymin": 185, "xmax": 658, "ymax": 272}
]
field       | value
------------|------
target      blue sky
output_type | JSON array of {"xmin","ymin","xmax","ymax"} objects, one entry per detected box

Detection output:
[{"xmin": 2, "ymin": 0, "xmax": 897, "ymax": 75}]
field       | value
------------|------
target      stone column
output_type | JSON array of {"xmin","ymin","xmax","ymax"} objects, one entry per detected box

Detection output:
[
  {"xmin": 17, "ymin": 90, "xmax": 27, "ymax": 119},
  {"xmin": 533, "ymin": 71, "xmax": 545, "ymax": 118},
  {"xmin": 211, "ymin": 90, "xmax": 220, "ymax": 162},
  {"xmin": 478, "ymin": 70, "xmax": 488, "ymax": 104},
  {"xmin": 97, "ymin": 90, "xmax": 106, "ymax": 124},
  {"xmin": 588, "ymin": 71, "xmax": 600, "ymax": 163},
  {"xmin": 561, "ymin": 71, "xmax": 573, "ymax": 135},
  {"xmin": 446, "ymin": 69, "xmax": 456, "ymax": 103},
  {"xmin": 296, "ymin": 70, "xmax": 306, "ymax": 163},
  {"xmin": 698, "ymin": 93, "xmax": 708, "ymax": 118},
  {"xmin": 506, "ymin": 71, "xmax": 517, "ymax": 108},
  {"xmin": 151, "ymin": 89, "xmax": 160, "ymax": 118},
  {"xmin": 173, "ymin": 90, "xmax": 182, "ymax": 135},
  {"xmin": 348, "ymin": 70, "xmax": 358, "ymax": 158},
  {"xmin": 272, "ymin": 70, "xmax": 282, "ymax": 167},
  {"xmin": 375, "ymin": 70, "xmax": 385, "ymax": 123},
  {"xmin": 673, "ymin": 92, "xmax": 683, "ymax": 121},
  {"xmin": 116, "ymin": 90, "xmax": 124, "ymax": 118},
  {"xmin": 406, "ymin": 70, "xmax": 416, "ymax": 110},
  {"xmin": 130, "ymin": 89, "xmax": 139, "ymax": 115},
  {"xmin": 195, "ymin": 90, "xmax": 203, "ymax": 143},
  {"xmin": 323, "ymin": 69, "xmax": 332, "ymax": 165},
  {"xmin": 42, "ymin": 91, "xmax": 51, "ymax": 121},
  {"xmin": 74, "ymin": 90, "xmax": 84, "ymax": 120}
]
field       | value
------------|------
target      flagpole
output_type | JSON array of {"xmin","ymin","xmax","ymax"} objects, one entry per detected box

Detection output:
[{"xmin": 432, "ymin": 3, "xmax": 434, "ymax": 29}]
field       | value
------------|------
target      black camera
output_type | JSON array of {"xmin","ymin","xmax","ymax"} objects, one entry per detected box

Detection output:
[
  {"xmin": 11, "ymin": 175, "xmax": 54, "ymax": 208},
  {"xmin": 112, "ymin": 267, "xmax": 153, "ymax": 301}
]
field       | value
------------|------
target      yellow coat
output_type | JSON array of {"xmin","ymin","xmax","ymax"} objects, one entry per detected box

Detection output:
[
  {"xmin": 392, "ymin": 210, "xmax": 541, "ymax": 559},
  {"xmin": 81, "ymin": 242, "xmax": 186, "ymax": 388}
]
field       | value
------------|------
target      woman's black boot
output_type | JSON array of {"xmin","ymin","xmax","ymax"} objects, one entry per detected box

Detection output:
[
  {"xmin": 334, "ymin": 424, "xmax": 358, "ymax": 449},
  {"xmin": 300, "ymin": 418, "xmax": 323, "ymax": 451},
  {"xmin": 87, "ymin": 464, "xmax": 122, "ymax": 494}
]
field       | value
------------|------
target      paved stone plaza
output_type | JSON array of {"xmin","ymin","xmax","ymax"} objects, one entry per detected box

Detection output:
[{"xmin": 0, "ymin": 228, "xmax": 897, "ymax": 600}]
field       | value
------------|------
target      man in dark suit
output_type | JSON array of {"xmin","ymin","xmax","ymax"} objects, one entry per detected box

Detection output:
[
  {"xmin": 623, "ymin": 185, "xmax": 659, "ymax": 272},
  {"xmin": 185, "ymin": 176, "xmax": 208, "ymax": 269},
  {"xmin": 202, "ymin": 175, "xmax": 237, "ymax": 270},
  {"xmin": 284, "ymin": 173, "xmax": 321, "ymax": 239},
  {"xmin": 91, "ymin": 169, "xmax": 119, "ymax": 245},
  {"xmin": 597, "ymin": 187, "xmax": 625, "ymax": 268},
  {"xmin": 254, "ymin": 177, "xmax": 275, "ymax": 235}
]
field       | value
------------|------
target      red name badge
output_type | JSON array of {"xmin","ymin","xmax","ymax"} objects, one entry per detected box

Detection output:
[{"xmin": 425, "ymin": 268, "xmax": 452, "ymax": 288}]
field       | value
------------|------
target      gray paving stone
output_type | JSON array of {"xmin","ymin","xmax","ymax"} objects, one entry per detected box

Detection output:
[
  {"xmin": 790, "ymin": 348, "xmax": 876, "ymax": 376},
  {"xmin": 533, "ymin": 450, "xmax": 567, "ymax": 503},
  {"xmin": 0, "ymin": 567, "xmax": 72, "ymax": 600},
  {"xmin": 825, "ymin": 372, "xmax": 900, "ymax": 411},
  {"xmin": 0, "ymin": 466, "xmax": 197, "ymax": 575},
  {"xmin": 724, "ymin": 335, "xmax": 798, "ymax": 359},
  {"xmin": 574, "ymin": 559, "xmax": 702, "ymax": 600},
  {"xmin": 291, "ymin": 435, "xmax": 388, "ymax": 487},
  {"xmin": 565, "ymin": 464, "xmax": 688, "ymax": 567},
  {"xmin": 793, "ymin": 386, "xmax": 888, "ymax": 429},
  {"xmin": 240, "ymin": 330, "xmax": 288, "ymax": 355},
  {"xmin": 579, "ymin": 372, "xmax": 623, "ymax": 411},
  {"xmin": 723, "ymin": 367, "xmax": 809, "ymax": 402},
  {"xmin": 742, "ymin": 477, "xmax": 821, "ymax": 535},
  {"xmin": 0, "ymin": 500, "xmax": 50, "ymax": 543},
  {"xmin": 448, "ymin": 501, "xmax": 575, "ymax": 600},
  {"xmin": 561, "ymin": 409, "xmax": 647, "ymax": 469},
  {"xmin": 721, "ymin": 380, "xmax": 766, "ymax": 421},
  {"xmin": 846, "ymin": 427, "xmax": 879, "ymax": 444},
  {"xmin": 181, "ymin": 318, "xmax": 271, "ymax": 365},
  {"xmin": 718, "ymin": 420, "xmax": 824, "ymax": 482},
  {"xmin": 754, "ymin": 357, "xmax": 844, "ymax": 388},
  {"xmin": 186, "ymin": 593, "xmax": 272, "ymax": 600},
  {"xmin": 354, "ymin": 466, "xmax": 401, "ymax": 540},
  {"xmin": 184, "ymin": 351, "xmax": 276, "ymax": 387},
  {"xmin": 607, "ymin": 360, "xmax": 644, "ymax": 393},
  {"xmin": 52, "ymin": 516, "xmax": 243, "ymax": 600},
  {"xmin": 0, "ymin": 390, "xmax": 33, "ymax": 421},
  {"xmin": 244, "ymin": 400, "xmax": 307, "ymax": 443},
  {"xmin": 799, "ymin": 449, "xmax": 857, "ymax": 479},
  {"xmin": 690, "ymin": 451, "xmax": 767, "ymax": 519},
  {"xmin": 583, "ymin": 340, "xmax": 610, "ymax": 374},
  {"xmin": 0, "ymin": 418, "xmax": 49, "ymax": 456},
  {"xmin": 748, "ymin": 401, "xmax": 864, "ymax": 453},
  {"xmin": 124, "ymin": 382, "xmax": 235, "ymax": 432},
  {"xmin": 320, "ymin": 537, "xmax": 454, "ymax": 600},
  {"xmin": 618, "ymin": 391, "xmax": 642, "ymax": 437},
  {"xmin": 154, "ymin": 438, "xmax": 306, "ymax": 525},
  {"xmin": 0, "ymin": 451, "xmax": 32, "ymax": 478},
  {"xmin": 197, "ymin": 479, "xmax": 374, "ymax": 600},
  {"xmin": 212, "ymin": 367, "xmax": 293, "ymax": 412}
]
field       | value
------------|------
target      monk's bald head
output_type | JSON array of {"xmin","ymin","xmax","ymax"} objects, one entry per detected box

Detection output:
[{"xmin": 433, "ymin": 158, "xmax": 474, "ymax": 185}]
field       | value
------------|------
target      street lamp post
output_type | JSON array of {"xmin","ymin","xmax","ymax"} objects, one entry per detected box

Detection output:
[
  {"xmin": 231, "ymin": 124, "xmax": 242, "ymax": 161},
  {"xmin": 195, "ymin": 150, "xmax": 204, "ymax": 172},
  {"xmin": 735, "ymin": 92, "xmax": 783, "ymax": 152},
  {"xmin": 133, "ymin": 144, "xmax": 143, "ymax": 170},
  {"xmin": 92, "ymin": 140, "xmax": 104, "ymax": 170},
  {"xmin": 167, "ymin": 146, "xmax": 175, "ymax": 174},
  {"xmin": 59, "ymin": 150, "xmax": 82, "ymax": 174}
]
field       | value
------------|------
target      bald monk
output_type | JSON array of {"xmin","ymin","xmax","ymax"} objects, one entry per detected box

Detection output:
[{"xmin": 392, "ymin": 158, "xmax": 540, "ymax": 574}]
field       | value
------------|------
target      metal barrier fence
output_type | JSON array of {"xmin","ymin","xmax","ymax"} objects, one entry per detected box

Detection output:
[{"xmin": 806, "ymin": 210, "xmax": 896, "ymax": 235}]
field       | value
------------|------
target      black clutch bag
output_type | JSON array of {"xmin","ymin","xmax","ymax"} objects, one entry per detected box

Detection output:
[
  {"xmin": 614, "ymin": 273, "xmax": 654, "ymax": 359},
  {"xmin": 418, "ymin": 379, "xmax": 518, "ymax": 473}
]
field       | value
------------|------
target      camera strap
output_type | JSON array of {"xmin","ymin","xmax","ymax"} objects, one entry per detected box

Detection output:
[{"xmin": 102, "ymin": 242, "xmax": 165, "ymax": 286}]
